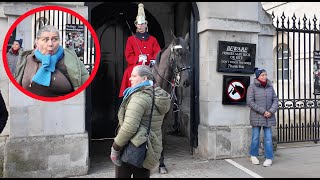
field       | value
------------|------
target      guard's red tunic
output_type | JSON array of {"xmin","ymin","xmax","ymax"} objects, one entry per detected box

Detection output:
[{"xmin": 119, "ymin": 34, "xmax": 161, "ymax": 97}]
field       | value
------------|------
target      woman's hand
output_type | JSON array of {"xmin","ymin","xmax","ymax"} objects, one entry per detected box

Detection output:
[
  {"xmin": 264, "ymin": 111, "xmax": 271, "ymax": 118},
  {"xmin": 110, "ymin": 146, "xmax": 122, "ymax": 166}
]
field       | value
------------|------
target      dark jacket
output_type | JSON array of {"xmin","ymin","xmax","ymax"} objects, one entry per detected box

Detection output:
[
  {"xmin": 0, "ymin": 91, "xmax": 8, "ymax": 134},
  {"xmin": 246, "ymin": 78, "xmax": 278, "ymax": 127},
  {"xmin": 6, "ymin": 47, "xmax": 23, "ymax": 75},
  {"xmin": 14, "ymin": 49, "xmax": 89, "ymax": 93}
]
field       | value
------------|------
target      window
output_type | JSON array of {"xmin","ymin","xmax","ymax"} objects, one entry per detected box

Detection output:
[
  {"xmin": 277, "ymin": 44, "xmax": 290, "ymax": 80},
  {"xmin": 7, "ymin": 28, "xmax": 16, "ymax": 52}
]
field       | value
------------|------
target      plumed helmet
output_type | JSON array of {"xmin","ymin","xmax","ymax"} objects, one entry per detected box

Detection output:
[{"xmin": 135, "ymin": 3, "xmax": 148, "ymax": 25}]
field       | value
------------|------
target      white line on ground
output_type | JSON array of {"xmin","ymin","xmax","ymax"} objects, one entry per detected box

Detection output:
[{"xmin": 225, "ymin": 159, "xmax": 263, "ymax": 178}]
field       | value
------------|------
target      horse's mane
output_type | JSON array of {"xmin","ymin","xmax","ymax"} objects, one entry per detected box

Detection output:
[
  {"xmin": 155, "ymin": 37, "xmax": 189, "ymax": 66},
  {"xmin": 155, "ymin": 43, "xmax": 170, "ymax": 65}
]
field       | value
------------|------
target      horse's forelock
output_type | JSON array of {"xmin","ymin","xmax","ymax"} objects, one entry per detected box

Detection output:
[
  {"xmin": 172, "ymin": 37, "xmax": 188, "ymax": 51},
  {"xmin": 153, "ymin": 36, "xmax": 192, "ymax": 92},
  {"xmin": 155, "ymin": 37, "xmax": 189, "ymax": 65}
]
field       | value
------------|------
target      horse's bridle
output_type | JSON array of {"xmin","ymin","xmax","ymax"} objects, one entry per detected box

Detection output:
[
  {"xmin": 153, "ymin": 44, "xmax": 191, "ymax": 87},
  {"xmin": 152, "ymin": 44, "xmax": 192, "ymax": 104},
  {"xmin": 169, "ymin": 44, "xmax": 192, "ymax": 87}
]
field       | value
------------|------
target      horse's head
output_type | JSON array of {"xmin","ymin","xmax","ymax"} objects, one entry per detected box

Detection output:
[{"xmin": 170, "ymin": 33, "xmax": 192, "ymax": 88}]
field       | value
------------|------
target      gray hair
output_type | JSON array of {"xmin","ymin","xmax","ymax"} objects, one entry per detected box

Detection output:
[
  {"xmin": 134, "ymin": 65, "xmax": 154, "ymax": 81},
  {"xmin": 36, "ymin": 25, "xmax": 60, "ymax": 40}
]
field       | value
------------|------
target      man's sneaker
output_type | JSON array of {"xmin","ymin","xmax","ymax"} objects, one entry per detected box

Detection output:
[
  {"xmin": 250, "ymin": 156, "xmax": 260, "ymax": 165},
  {"xmin": 263, "ymin": 159, "xmax": 272, "ymax": 167}
]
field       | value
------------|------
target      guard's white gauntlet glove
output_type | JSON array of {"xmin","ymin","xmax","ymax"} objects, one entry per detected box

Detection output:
[{"xmin": 138, "ymin": 54, "xmax": 147, "ymax": 65}]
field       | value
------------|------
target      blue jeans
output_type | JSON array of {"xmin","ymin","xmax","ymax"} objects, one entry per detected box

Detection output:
[{"xmin": 249, "ymin": 126, "xmax": 274, "ymax": 159}]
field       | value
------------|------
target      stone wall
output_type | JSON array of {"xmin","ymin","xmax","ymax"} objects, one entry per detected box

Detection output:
[
  {"xmin": 194, "ymin": 2, "xmax": 276, "ymax": 159},
  {"xmin": 0, "ymin": 2, "xmax": 89, "ymax": 177},
  {"xmin": 4, "ymin": 134, "xmax": 88, "ymax": 178}
]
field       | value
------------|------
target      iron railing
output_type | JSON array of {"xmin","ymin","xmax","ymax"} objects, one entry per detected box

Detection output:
[
  {"xmin": 33, "ymin": 9, "xmax": 96, "ymax": 74},
  {"xmin": 273, "ymin": 12, "xmax": 320, "ymax": 143}
]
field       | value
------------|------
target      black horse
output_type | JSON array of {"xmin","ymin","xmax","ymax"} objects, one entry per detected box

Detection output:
[{"xmin": 151, "ymin": 33, "xmax": 192, "ymax": 174}]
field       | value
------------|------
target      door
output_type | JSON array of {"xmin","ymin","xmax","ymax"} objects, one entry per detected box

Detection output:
[
  {"xmin": 90, "ymin": 22, "xmax": 128, "ymax": 139},
  {"xmin": 88, "ymin": 2, "xmax": 165, "ymax": 139}
]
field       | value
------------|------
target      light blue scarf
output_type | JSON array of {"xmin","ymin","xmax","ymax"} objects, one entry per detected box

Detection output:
[
  {"xmin": 32, "ymin": 46, "xmax": 64, "ymax": 87},
  {"xmin": 123, "ymin": 80, "xmax": 153, "ymax": 100}
]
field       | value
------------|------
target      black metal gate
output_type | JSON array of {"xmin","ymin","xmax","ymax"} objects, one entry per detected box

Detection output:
[
  {"xmin": 273, "ymin": 12, "xmax": 320, "ymax": 143},
  {"xmin": 33, "ymin": 9, "xmax": 96, "ymax": 74}
]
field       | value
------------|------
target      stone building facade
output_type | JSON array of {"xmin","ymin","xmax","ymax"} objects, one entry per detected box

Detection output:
[{"xmin": 0, "ymin": 2, "xmax": 275, "ymax": 177}]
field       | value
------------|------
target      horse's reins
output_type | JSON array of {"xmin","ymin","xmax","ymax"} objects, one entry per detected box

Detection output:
[
  {"xmin": 153, "ymin": 44, "xmax": 191, "ymax": 87},
  {"xmin": 169, "ymin": 44, "xmax": 192, "ymax": 87},
  {"xmin": 152, "ymin": 44, "xmax": 191, "ymax": 112}
]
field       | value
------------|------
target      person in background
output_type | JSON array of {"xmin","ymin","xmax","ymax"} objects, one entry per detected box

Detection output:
[
  {"xmin": 14, "ymin": 25, "xmax": 89, "ymax": 97},
  {"xmin": 7, "ymin": 39, "xmax": 24, "ymax": 75},
  {"xmin": 119, "ymin": 3, "xmax": 161, "ymax": 98},
  {"xmin": 246, "ymin": 68, "xmax": 279, "ymax": 167},
  {"xmin": 0, "ymin": 90, "xmax": 8, "ymax": 134},
  {"xmin": 110, "ymin": 65, "xmax": 170, "ymax": 178}
]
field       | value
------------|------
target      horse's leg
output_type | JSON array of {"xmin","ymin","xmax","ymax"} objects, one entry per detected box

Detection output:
[
  {"xmin": 171, "ymin": 100, "xmax": 181, "ymax": 135},
  {"xmin": 159, "ymin": 130, "xmax": 168, "ymax": 174},
  {"xmin": 159, "ymin": 149, "xmax": 165, "ymax": 167},
  {"xmin": 159, "ymin": 108, "xmax": 172, "ymax": 174}
]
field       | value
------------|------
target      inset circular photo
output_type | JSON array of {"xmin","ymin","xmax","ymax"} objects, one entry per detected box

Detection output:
[{"xmin": 2, "ymin": 6, "xmax": 100, "ymax": 101}]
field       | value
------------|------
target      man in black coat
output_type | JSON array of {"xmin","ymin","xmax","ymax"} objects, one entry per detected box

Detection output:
[{"xmin": 0, "ymin": 90, "xmax": 8, "ymax": 134}]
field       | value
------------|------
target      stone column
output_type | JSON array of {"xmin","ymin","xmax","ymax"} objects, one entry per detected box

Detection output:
[
  {"xmin": 0, "ymin": 3, "xmax": 12, "ymax": 177},
  {"xmin": 0, "ymin": 2, "xmax": 90, "ymax": 177},
  {"xmin": 194, "ymin": 2, "xmax": 275, "ymax": 159}
]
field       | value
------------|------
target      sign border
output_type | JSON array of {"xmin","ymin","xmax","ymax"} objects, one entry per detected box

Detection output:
[
  {"xmin": 222, "ymin": 75, "xmax": 250, "ymax": 105},
  {"xmin": 217, "ymin": 41, "xmax": 256, "ymax": 74},
  {"xmin": 313, "ymin": 50, "xmax": 320, "ymax": 95}
]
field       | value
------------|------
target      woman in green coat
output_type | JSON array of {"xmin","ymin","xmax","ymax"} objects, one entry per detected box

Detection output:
[
  {"xmin": 14, "ymin": 25, "xmax": 89, "ymax": 97},
  {"xmin": 110, "ymin": 65, "xmax": 171, "ymax": 178}
]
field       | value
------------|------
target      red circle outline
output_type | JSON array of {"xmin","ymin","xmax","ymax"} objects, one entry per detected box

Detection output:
[
  {"xmin": 226, "ymin": 80, "xmax": 246, "ymax": 101},
  {"xmin": 2, "ymin": 5, "xmax": 101, "ymax": 102}
]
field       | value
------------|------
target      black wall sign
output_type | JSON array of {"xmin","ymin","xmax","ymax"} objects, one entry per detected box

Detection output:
[
  {"xmin": 314, "ymin": 51, "xmax": 320, "ymax": 95},
  {"xmin": 217, "ymin": 41, "xmax": 256, "ymax": 74},
  {"xmin": 222, "ymin": 75, "xmax": 250, "ymax": 105}
]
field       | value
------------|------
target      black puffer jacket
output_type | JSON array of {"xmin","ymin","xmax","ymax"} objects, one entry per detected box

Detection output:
[{"xmin": 0, "ymin": 91, "xmax": 8, "ymax": 134}]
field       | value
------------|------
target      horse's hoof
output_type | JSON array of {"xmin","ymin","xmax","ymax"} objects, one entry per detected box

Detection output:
[{"xmin": 159, "ymin": 166, "xmax": 168, "ymax": 174}]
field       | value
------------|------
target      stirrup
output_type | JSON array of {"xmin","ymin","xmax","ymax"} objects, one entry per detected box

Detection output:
[{"xmin": 159, "ymin": 166, "xmax": 168, "ymax": 174}]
